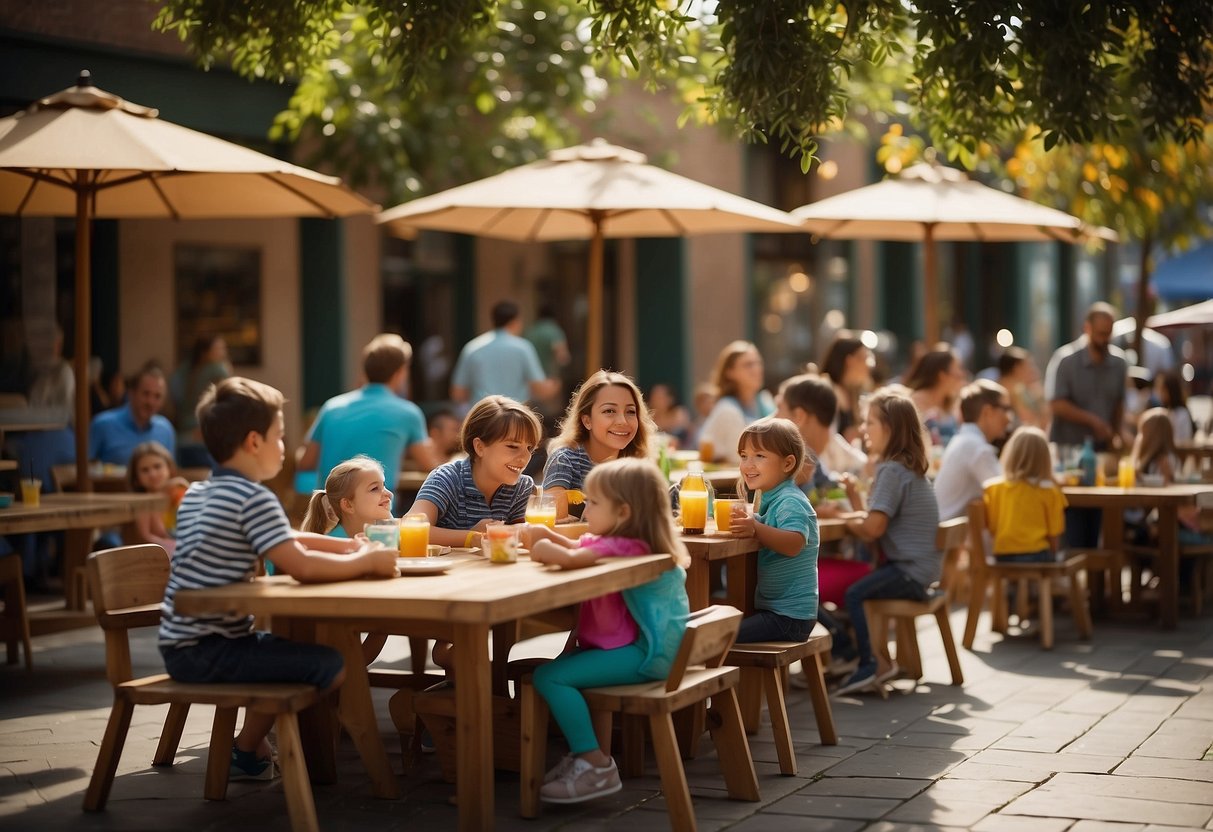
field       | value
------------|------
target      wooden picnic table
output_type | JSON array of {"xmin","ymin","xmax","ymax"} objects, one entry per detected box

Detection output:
[
  {"xmin": 1061, "ymin": 484, "xmax": 1213, "ymax": 629},
  {"xmin": 0, "ymin": 492, "xmax": 166, "ymax": 610},
  {"xmin": 174, "ymin": 552, "xmax": 674, "ymax": 832}
]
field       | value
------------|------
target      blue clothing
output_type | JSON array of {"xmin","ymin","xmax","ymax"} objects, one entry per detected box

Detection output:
[
  {"xmin": 752, "ymin": 478, "xmax": 819, "ymax": 621},
  {"xmin": 160, "ymin": 632, "xmax": 343, "ymax": 689},
  {"xmin": 867, "ymin": 460, "xmax": 941, "ymax": 587},
  {"xmin": 89, "ymin": 404, "xmax": 175, "ymax": 466},
  {"xmin": 619, "ymin": 562, "xmax": 689, "ymax": 679},
  {"xmin": 845, "ymin": 563, "xmax": 930, "ymax": 667},
  {"xmin": 159, "ymin": 468, "xmax": 295, "ymax": 647},
  {"xmin": 451, "ymin": 329, "xmax": 545, "ymax": 404},
  {"xmin": 414, "ymin": 457, "xmax": 532, "ymax": 529},
  {"xmin": 542, "ymin": 444, "xmax": 595, "ymax": 491},
  {"xmin": 306, "ymin": 384, "xmax": 426, "ymax": 502},
  {"xmin": 736, "ymin": 609, "xmax": 815, "ymax": 643}
]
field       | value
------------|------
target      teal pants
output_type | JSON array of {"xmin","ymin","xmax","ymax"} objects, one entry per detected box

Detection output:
[{"xmin": 531, "ymin": 643, "xmax": 648, "ymax": 754}]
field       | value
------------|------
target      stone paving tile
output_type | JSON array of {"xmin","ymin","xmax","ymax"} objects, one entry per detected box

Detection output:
[
  {"xmin": 965, "ymin": 748, "xmax": 1121, "ymax": 777},
  {"xmin": 941, "ymin": 761, "xmax": 1050, "ymax": 783},
  {"xmin": 971, "ymin": 814, "xmax": 1073, "ymax": 832},
  {"xmin": 862, "ymin": 821, "xmax": 969, "ymax": 832},
  {"xmin": 798, "ymin": 776, "xmax": 930, "ymax": 799},
  {"xmin": 1055, "ymin": 686, "xmax": 1138, "ymax": 715},
  {"xmin": 1068, "ymin": 822, "xmax": 1146, "ymax": 832},
  {"xmin": 762, "ymin": 792, "xmax": 902, "ymax": 820},
  {"xmin": 1002, "ymin": 787, "xmax": 1213, "ymax": 827},
  {"xmin": 728, "ymin": 815, "xmax": 864, "ymax": 832},
  {"xmin": 992, "ymin": 710, "xmax": 1104, "ymax": 753},
  {"xmin": 1114, "ymin": 756, "xmax": 1213, "ymax": 782},
  {"xmin": 1045, "ymin": 772, "xmax": 1213, "ymax": 806},
  {"xmin": 823, "ymin": 744, "xmax": 968, "ymax": 780},
  {"xmin": 1134, "ymin": 718, "xmax": 1213, "ymax": 760},
  {"xmin": 1064, "ymin": 710, "xmax": 1168, "ymax": 757},
  {"xmin": 883, "ymin": 797, "xmax": 1008, "ymax": 827}
]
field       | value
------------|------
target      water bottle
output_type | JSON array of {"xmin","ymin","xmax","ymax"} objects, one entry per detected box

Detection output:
[{"xmin": 1078, "ymin": 437, "xmax": 1097, "ymax": 487}]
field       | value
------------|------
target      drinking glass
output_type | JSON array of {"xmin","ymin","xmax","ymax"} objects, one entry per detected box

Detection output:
[
  {"xmin": 399, "ymin": 513, "xmax": 430, "ymax": 557},
  {"xmin": 484, "ymin": 521, "xmax": 520, "ymax": 563},
  {"xmin": 20, "ymin": 478, "xmax": 41, "ymax": 508},
  {"xmin": 364, "ymin": 519, "xmax": 399, "ymax": 550},
  {"xmin": 525, "ymin": 492, "xmax": 557, "ymax": 528}
]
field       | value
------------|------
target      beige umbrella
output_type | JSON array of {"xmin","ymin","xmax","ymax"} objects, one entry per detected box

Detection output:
[
  {"xmin": 793, "ymin": 161, "xmax": 1118, "ymax": 344},
  {"xmin": 0, "ymin": 72, "xmax": 377, "ymax": 489},
  {"xmin": 1148, "ymin": 300, "xmax": 1213, "ymax": 331},
  {"xmin": 376, "ymin": 138, "xmax": 802, "ymax": 377}
]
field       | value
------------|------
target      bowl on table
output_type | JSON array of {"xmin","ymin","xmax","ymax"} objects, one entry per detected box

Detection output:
[{"xmin": 0, "ymin": 492, "xmax": 12, "ymax": 509}]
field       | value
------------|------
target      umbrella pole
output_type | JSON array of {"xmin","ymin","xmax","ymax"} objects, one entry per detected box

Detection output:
[
  {"xmin": 586, "ymin": 216, "xmax": 605, "ymax": 377},
  {"xmin": 74, "ymin": 177, "xmax": 92, "ymax": 493},
  {"xmin": 923, "ymin": 223, "xmax": 940, "ymax": 345}
]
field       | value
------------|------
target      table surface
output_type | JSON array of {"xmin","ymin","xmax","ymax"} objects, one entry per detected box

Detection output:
[
  {"xmin": 0, "ymin": 491, "xmax": 166, "ymax": 534},
  {"xmin": 1061, "ymin": 483, "xmax": 1213, "ymax": 507}
]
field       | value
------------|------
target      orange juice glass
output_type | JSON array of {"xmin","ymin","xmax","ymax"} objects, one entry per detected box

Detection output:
[
  {"xmin": 525, "ymin": 493, "xmax": 557, "ymax": 528},
  {"xmin": 680, "ymin": 491, "xmax": 708, "ymax": 535},
  {"xmin": 485, "ymin": 521, "xmax": 520, "ymax": 563},
  {"xmin": 714, "ymin": 498, "xmax": 738, "ymax": 532},
  {"xmin": 698, "ymin": 439, "xmax": 715, "ymax": 464},
  {"xmin": 20, "ymin": 478, "xmax": 40, "ymax": 507},
  {"xmin": 399, "ymin": 513, "xmax": 430, "ymax": 557},
  {"xmin": 1117, "ymin": 458, "xmax": 1136, "ymax": 489}
]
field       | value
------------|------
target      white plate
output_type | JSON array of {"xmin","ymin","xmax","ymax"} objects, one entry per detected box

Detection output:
[{"xmin": 395, "ymin": 559, "xmax": 452, "ymax": 576}]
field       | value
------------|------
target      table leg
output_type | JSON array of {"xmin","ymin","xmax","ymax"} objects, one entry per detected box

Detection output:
[
  {"xmin": 279, "ymin": 618, "xmax": 339, "ymax": 785},
  {"xmin": 686, "ymin": 560, "xmax": 710, "ymax": 611},
  {"xmin": 453, "ymin": 622, "xmax": 493, "ymax": 832},
  {"xmin": 1157, "ymin": 507, "xmax": 1179, "ymax": 630},
  {"xmin": 63, "ymin": 528, "xmax": 93, "ymax": 609},
  {"xmin": 724, "ymin": 557, "xmax": 756, "ymax": 616},
  {"xmin": 491, "ymin": 622, "xmax": 518, "ymax": 696},
  {"xmin": 325, "ymin": 623, "xmax": 400, "ymax": 798}
]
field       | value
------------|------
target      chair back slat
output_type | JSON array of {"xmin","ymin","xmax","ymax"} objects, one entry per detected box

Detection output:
[
  {"xmin": 936, "ymin": 516, "xmax": 968, "ymax": 551},
  {"xmin": 965, "ymin": 501, "xmax": 992, "ymax": 577},
  {"xmin": 664, "ymin": 605, "xmax": 742, "ymax": 692},
  {"xmin": 87, "ymin": 544, "xmax": 171, "ymax": 629}
]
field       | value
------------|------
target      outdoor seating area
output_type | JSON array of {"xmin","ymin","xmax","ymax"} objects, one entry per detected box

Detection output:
[{"xmin": 3, "ymin": 4, "xmax": 1213, "ymax": 832}]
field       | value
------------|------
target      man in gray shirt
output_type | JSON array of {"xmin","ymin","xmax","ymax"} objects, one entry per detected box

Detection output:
[{"xmin": 1044, "ymin": 302, "xmax": 1127, "ymax": 547}]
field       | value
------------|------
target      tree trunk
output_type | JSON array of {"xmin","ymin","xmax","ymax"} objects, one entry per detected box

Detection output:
[{"xmin": 1132, "ymin": 229, "xmax": 1154, "ymax": 365}]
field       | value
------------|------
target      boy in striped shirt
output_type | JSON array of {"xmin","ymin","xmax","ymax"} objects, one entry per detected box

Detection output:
[{"xmin": 158, "ymin": 377, "xmax": 396, "ymax": 780}]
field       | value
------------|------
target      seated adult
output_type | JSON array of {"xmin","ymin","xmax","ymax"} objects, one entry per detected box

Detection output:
[
  {"xmin": 904, "ymin": 345, "xmax": 967, "ymax": 446},
  {"xmin": 426, "ymin": 407, "xmax": 463, "ymax": 460},
  {"xmin": 933, "ymin": 380, "xmax": 1012, "ymax": 520},
  {"xmin": 820, "ymin": 333, "xmax": 874, "ymax": 444},
  {"xmin": 996, "ymin": 346, "xmax": 1047, "ymax": 430},
  {"xmin": 89, "ymin": 364, "xmax": 175, "ymax": 466},
  {"xmin": 698, "ymin": 340, "xmax": 775, "ymax": 464}
]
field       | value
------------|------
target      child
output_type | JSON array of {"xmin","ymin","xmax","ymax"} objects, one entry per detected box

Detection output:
[
  {"xmin": 408, "ymin": 395, "xmax": 542, "ymax": 548},
  {"xmin": 1133, "ymin": 408, "xmax": 1208, "ymax": 545},
  {"xmin": 158, "ymin": 378, "xmax": 397, "ymax": 780},
  {"xmin": 729, "ymin": 417, "xmax": 820, "ymax": 643},
  {"xmin": 983, "ymin": 426, "xmax": 1067, "ymax": 563},
  {"xmin": 525, "ymin": 458, "xmax": 690, "ymax": 803},
  {"xmin": 128, "ymin": 441, "xmax": 190, "ymax": 556},
  {"xmin": 838, "ymin": 389, "xmax": 941, "ymax": 694},
  {"xmin": 301, "ymin": 455, "xmax": 393, "ymax": 538},
  {"xmin": 544, "ymin": 370, "xmax": 656, "ymax": 520}
]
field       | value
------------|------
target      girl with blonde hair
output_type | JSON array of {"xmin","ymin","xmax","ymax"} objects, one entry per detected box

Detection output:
[
  {"xmin": 301, "ymin": 455, "xmax": 392, "ymax": 537},
  {"xmin": 983, "ymin": 425, "xmax": 1066, "ymax": 564}
]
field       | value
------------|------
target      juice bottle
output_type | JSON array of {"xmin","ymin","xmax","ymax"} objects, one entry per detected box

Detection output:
[{"xmin": 679, "ymin": 462, "xmax": 710, "ymax": 535}]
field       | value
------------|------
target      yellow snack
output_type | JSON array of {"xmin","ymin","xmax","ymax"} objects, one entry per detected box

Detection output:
[{"xmin": 565, "ymin": 489, "xmax": 585, "ymax": 506}]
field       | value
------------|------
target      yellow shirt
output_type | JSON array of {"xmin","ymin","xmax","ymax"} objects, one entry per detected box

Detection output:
[{"xmin": 983, "ymin": 478, "xmax": 1067, "ymax": 556}]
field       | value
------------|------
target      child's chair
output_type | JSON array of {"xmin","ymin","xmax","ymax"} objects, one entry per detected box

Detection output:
[
  {"xmin": 83, "ymin": 544, "xmax": 322, "ymax": 832},
  {"xmin": 724, "ymin": 622, "xmax": 837, "ymax": 775},
  {"xmin": 962, "ymin": 501, "xmax": 1092, "ymax": 649},
  {"xmin": 518, "ymin": 605, "xmax": 760, "ymax": 831},
  {"xmin": 862, "ymin": 515, "xmax": 969, "ymax": 687}
]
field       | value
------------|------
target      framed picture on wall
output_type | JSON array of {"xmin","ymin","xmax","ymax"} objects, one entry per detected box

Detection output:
[{"xmin": 174, "ymin": 244, "xmax": 262, "ymax": 366}]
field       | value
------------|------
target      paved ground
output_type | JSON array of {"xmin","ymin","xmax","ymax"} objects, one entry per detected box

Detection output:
[{"xmin": 2, "ymin": 603, "xmax": 1212, "ymax": 832}]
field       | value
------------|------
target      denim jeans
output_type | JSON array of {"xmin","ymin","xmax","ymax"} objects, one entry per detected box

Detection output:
[
  {"xmin": 843, "ymin": 564, "xmax": 928, "ymax": 667},
  {"xmin": 1064, "ymin": 507, "xmax": 1102, "ymax": 548},
  {"xmin": 160, "ymin": 632, "xmax": 344, "ymax": 689},
  {"xmin": 997, "ymin": 549, "xmax": 1055, "ymax": 564},
  {"xmin": 736, "ymin": 609, "xmax": 815, "ymax": 643}
]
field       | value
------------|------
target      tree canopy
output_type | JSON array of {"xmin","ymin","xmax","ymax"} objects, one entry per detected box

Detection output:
[{"xmin": 154, "ymin": 0, "xmax": 1212, "ymax": 195}]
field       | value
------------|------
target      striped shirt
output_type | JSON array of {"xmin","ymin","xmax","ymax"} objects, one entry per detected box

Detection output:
[
  {"xmin": 753, "ymin": 478, "xmax": 819, "ymax": 620},
  {"xmin": 159, "ymin": 470, "xmax": 295, "ymax": 647},
  {"xmin": 415, "ymin": 457, "xmax": 532, "ymax": 529},
  {"xmin": 542, "ymin": 444, "xmax": 595, "ymax": 491},
  {"xmin": 868, "ymin": 460, "xmax": 941, "ymax": 587}
]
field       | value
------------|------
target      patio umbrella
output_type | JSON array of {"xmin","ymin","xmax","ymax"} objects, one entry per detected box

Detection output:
[
  {"xmin": 0, "ymin": 72, "xmax": 377, "ymax": 489},
  {"xmin": 1148, "ymin": 299, "xmax": 1213, "ymax": 331},
  {"xmin": 376, "ymin": 138, "xmax": 802, "ymax": 377},
  {"xmin": 792, "ymin": 161, "xmax": 1118, "ymax": 345}
]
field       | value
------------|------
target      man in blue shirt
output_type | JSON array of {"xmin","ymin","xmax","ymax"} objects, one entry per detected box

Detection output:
[
  {"xmin": 296, "ymin": 334, "xmax": 439, "ymax": 509},
  {"xmin": 89, "ymin": 364, "xmax": 175, "ymax": 465},
  {"xmin": 450, "ymin": 301, "xmax": 558, "ymax": 408}
]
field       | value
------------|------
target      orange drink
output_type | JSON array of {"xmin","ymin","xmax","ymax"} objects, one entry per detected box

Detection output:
[
  {"xmin": 680, "ymin": 491, "xmax": 708, "ymax": 535},
  {"xmin": 20, "ymin": 478, "xmax": 40, "ymax": 507},
  {"xmin": 698, "ymin": 439, "xmax": 715, "ymax": 464},
  {"xmin": 1117, "ymin": 458, "xmax": 1136, "ymax": 489},
  {"xmin": 714, "ymin": 498, "xmax": 738, "ymax": 532},
  {"xmin": 525, "ymin": 493, "xmax": 557, "ymax": 527},
  {"xmin": 484, "ymin": 521, "xmax": 520, "ymax": 563},
  {"xmin": 399, "ymin": 513, "xmax": 430, "ymax": 557}
]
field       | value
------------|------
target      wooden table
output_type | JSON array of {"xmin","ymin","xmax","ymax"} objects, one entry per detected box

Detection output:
[
  {"xmin": 0, "ymin": 492, "xmax": 166, "ymax": 609},
  {"xmin": 175, "ymin": 553, "xmax": 674, "ymax": 832},
  {"xmin": 1176, "ymin": 442, "xmax": 1213, "ymax": 475},
  {"xmin": 1062, "ymin": 484, "xmax": 1213, "ymax": 629}
]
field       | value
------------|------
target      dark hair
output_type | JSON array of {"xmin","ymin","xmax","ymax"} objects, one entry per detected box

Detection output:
[
  {"xmin": 491, "ymin": 301, "xmax": 520, "ymax": 329},
  {"xmin": 189, "ymin": 335, "xmax": 222, "ymax": 368},
  {"xmin": 778, "ymin": 374, "xmax": 837, "ymax": 428},
  {"xmin": 996, "ymin": 346, "xmax": 1030, "ymax": 377},
  {"xmin": 958, "ymin": 379, "xmax": 1008, "ymax": 424},
  {"xmin": 537, "ymin": 302, "xmax": 557, "ymax": 320},
  {"xmin": 130, "ymin": 362, "xmax": 166, "ymax": 391},
  {"xmin": 737, "ymin": 417, "xmax": 806, "ymax": 476},
  {"xmin": 362, "ymin": 333, "xmax": 411, "ymax": 383},
  {"xmin": 197, "ymin": 376, "xmax": 284, "ymax": 463},
  {"xmin": 866, "ymin": 389, "xmax": 929, "ymax": 476},
  {"xmin": 426, "ymin": 407, "xmax": 459, "ymax": 430},
  {"xmin": 461, "ymin": 395, "xmax": 543, "ymax": 462},
  {"xmin": 1156, "ymin": 370, "xmax": 1188, "ymax": 409},
  {"xmin": 820, "ymin": 335, "xmax": 865, "ymax": 385},
  {"xmin": 904, "ymin": 347, "xmax": 957, "ymax": 393}
]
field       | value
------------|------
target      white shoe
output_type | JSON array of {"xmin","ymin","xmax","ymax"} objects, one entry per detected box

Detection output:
[
  {"xmin": 539, "ymin": 757, "xmax": 622, "ymax": 804},
  {"xmin": 543, "ymin": 753, "xmax": 577, "ymax": 783}
]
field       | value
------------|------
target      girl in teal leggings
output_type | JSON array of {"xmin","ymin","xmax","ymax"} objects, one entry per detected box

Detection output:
[{"xmin": 525, "ymin": 458, "xmax": 690, "ymax": 804}]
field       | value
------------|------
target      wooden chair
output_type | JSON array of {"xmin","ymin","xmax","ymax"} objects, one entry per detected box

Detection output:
[
  {"xmin": 962, "ymin": 501, "xmax": 1092, "ymax": 650},
  {"xmin": 83, "ymin": 544, "xmax": 322, "ymax": 832},
  {"xmin": 519, "ymin": 605, "xmax": 760, "ymax": 831},
  {"xmin": 1124, "ymin": 541, "xmax": 1213, "ymax": 616},
  {"xmin": 724, "ymin": 624, "xmax": 836, "ymax": 776},
  {"xmin": 862, "ymin": 516, "xmax": 968, "ymax": 687},
  {"xmin": 0, "ymin": 553, "xmax": 32, "ymax": 670}
]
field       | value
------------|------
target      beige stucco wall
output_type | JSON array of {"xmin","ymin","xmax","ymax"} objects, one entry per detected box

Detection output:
[
  {"xmin": 118, "ymin": 218, "xmax": 305, "ymax": 448},
  {"xmin": 341, "ymin": 214, "xmax": 383, "ymax": 389}
]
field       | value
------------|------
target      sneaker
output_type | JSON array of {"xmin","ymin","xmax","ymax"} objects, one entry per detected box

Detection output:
[
  {"xmin": 419, "ymin": 727, "xmax": 436, "ymax": 754},
  {"xmin": 875, "ymin": 662, "xmax": 901, "ymax": 684},
  {"xmin": 835, "ymin": 663, "xmax": 878, "ymax": 696},
  {"xmin": 230, "ymin": 745, "xmax": 276, "ymax": 781},
  {"xmin": 544, "ymin": 753, "xmax": 577, "ymax": 783},
  {"xmin": 539, "ymin": 757, "xmax": 622, "ymax": 804},
  {"xmin": 826, "ymin": 655, "xmax": 860, "ymax": 678}
]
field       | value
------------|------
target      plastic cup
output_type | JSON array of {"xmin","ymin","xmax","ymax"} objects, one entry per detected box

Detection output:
[
  {"xmin": 1117, "ymin": 458, "xmax": 1136, "ymax": 489},
  {"xmin": 714, "ymin": 498, "xmax": 738, "ymax": 532},
  {"xmin": 20, "ymin": 479, "xmax": 41, "ymax": 508},
  {"xmin": 698, "ymin": 439, "xmax": 714, "ymax": 464},
  {"xmin": 484, "ymin": 521, "xmax": 520, "ymax": 563},
  {"xmin": 525, "ymin": 493, "xmax": 557, "ymax": 528},
  {"xmin": 681, "ymin": 491, "xmax": 708, "ymax": 534},
  {"xmin": 399, "ymin": 513, "xmax": 430, "ymax": 558},
  {"xmin": 364, "ymin": 519, "xmax": 399, "ymax": 550}
]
